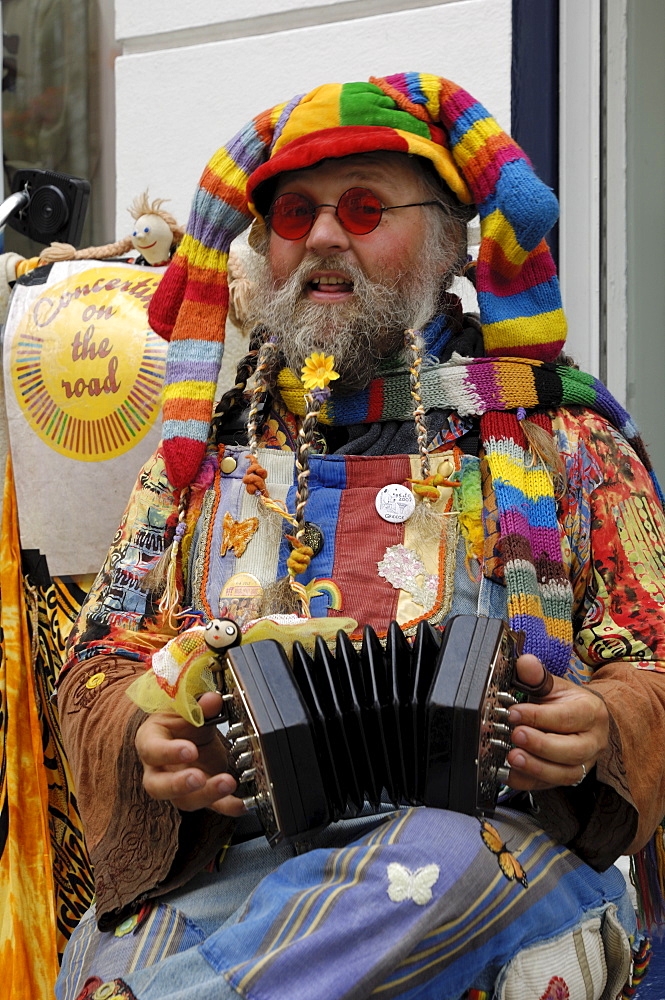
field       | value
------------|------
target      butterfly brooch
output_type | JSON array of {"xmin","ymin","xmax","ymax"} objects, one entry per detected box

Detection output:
[
  {"xmin": 480, "ymin": 819, "xmax": 528, "ymax": 889},
  {"xmin": 221, "ymin": 513, "xmax": 259, "ymax": 558},
  {"xmin": 386, "ymin": 862, "xmax": 440, "ymax": 906}
]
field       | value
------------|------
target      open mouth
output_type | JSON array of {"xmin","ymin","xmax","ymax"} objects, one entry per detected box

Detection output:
[{"xmin": 307, "ymin": 274, "xmax": 354, "ymax": 296}]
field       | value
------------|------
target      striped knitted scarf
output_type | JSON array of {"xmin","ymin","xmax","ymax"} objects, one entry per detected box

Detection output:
[{"xmin": 276, "ymin": 355, "xmax": 663, "ymax": 676}]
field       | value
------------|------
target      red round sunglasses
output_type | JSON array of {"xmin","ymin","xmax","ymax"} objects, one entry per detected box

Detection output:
[{"xmin": 266, "ymin": 186, "xmax": 444, "ymax": 240}]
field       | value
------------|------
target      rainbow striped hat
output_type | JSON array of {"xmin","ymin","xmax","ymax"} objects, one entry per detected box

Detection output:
[{"xmin": 149, "ymin": 73, "xmax": 565, "ymax": 487}]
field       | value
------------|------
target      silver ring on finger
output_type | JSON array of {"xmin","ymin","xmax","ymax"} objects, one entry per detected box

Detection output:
[{"xmin": 571, "ymin": 762, "xmax": 587, "ymax": 787}]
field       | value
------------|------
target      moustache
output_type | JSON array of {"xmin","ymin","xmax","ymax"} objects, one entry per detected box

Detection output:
[{"xmin": 273, "ymin": 253, "xmax": 385, "ymax": 300}]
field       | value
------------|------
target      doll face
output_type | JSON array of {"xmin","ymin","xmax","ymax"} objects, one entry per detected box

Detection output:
[{"xmin": 131, "ymin": 213, "xmax": 173, "ymax": 264}]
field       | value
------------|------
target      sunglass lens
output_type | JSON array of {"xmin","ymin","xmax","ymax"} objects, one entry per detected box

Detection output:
[
  {"xmin": 338, "ymin": 188, "xmax": 383, "ymax": 234},
  {"xmin": 269, "ymin": 193, "xmax": 315, "ymax": 239}
]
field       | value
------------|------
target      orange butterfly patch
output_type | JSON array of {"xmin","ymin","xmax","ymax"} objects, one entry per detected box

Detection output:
[
  {"xmin": 221, "ymin": 512, "xmax": 259, "ymax": 558},
  {"xmin": 480, "ymin": 819, "xmax": 528, "ymax": 889}
]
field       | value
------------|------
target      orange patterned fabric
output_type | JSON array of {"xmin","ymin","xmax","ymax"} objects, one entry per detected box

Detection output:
[{"xmin": 0, "ymin": 456, "xmax": 60, "ymax": 997}]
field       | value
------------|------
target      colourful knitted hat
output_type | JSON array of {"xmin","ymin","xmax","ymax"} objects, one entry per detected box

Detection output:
[{"xmin": 149, "ymin": 73, "xmax": 565, "ymax": 487}]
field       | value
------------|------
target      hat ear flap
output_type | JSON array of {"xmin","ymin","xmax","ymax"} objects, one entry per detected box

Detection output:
[
  {"xmin": 149, "ymin": 109, "xmax": 279, "ymax": 488},
  {"xmin": 433, "ymin": 78, "xmax": 565, "ymax": 361},
  {"xmin": 372, "ymin": 73, "xmax": 565, "ymax": 361}
]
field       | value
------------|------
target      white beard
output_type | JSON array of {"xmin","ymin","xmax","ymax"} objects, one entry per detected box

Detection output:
[{"xmin": 245, "ymin": 251, "xmax": 445, "ymax": 393}]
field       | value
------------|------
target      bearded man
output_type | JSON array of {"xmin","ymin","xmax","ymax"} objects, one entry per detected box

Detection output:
[{"xmin": 56, "ymin": 75, "xmax": 665, "ymax": 1000}]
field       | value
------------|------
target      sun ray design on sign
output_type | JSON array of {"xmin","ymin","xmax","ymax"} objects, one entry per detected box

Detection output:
[{"xmin": 11, "ymin": 267, "xmax": 167, "ymax": 461}]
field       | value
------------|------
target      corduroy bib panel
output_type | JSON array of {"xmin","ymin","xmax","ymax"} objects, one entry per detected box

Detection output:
[{"xmin": 188, "ymin": 446, "xmax": 461, "ymax": 640}]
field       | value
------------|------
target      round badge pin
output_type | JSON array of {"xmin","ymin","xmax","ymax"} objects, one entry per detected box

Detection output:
[{"xmin": 375, "ymin": 484, "xmax": 416, "ymax": 523}]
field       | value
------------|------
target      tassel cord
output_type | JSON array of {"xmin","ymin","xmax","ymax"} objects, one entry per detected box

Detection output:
[{"xmin": 156, "ymin": 488, "xmax": 190, "ymax": 632}]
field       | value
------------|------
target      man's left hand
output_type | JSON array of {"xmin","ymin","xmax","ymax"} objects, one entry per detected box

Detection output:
[{"xmin": 505, "ymin": 654, "xmax": 609, "ymax": 790}]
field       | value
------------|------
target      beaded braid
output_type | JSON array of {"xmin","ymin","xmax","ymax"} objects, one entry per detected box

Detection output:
[
  {"xmin": 211, "ymin": 334, "xmax": 295, "ymax": 506},
  {"xmin": 293, "ymin": 400, "xmax": 319, "ymax": 538},
  {"xmin": 246, "ymin": 339, "xmax": 280, "ymax": 457},
  {"xmin": 404, "ymin": 328, "xmax": 431, "ymax": 480},
  {"xmin": 281, "ymin": 389, "xmax": 324, "ymax": 616},
  {"xmin": 282, "ymin": 354, "xmax": 341, "ymax": 613},
  {"xmin": 237, "ymin": 339, "xmax": 303, "ymax": 531},
  {"xmin": 212, "ymin": 333, "xmax": 262, "ymax": 444},
  {"xmin": 158, "ymin": 491, "xmax": 190, "ymax": 630}
]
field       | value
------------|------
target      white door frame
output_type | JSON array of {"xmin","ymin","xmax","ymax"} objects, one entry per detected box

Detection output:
[{"xmin": 559, "ymin": 0, "xmax": 627, "ymax": 404}]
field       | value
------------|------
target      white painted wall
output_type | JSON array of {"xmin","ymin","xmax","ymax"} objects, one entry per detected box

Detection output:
[
  {"xmin": 116, "ymin": 0, "xmax": 500, "ymax": 48},
  {"xmin": 113, "ymin": 0, "xmax": 512, "ymax": 238},
  {"xmin": 116, "ymin": 0, "xmax": 367, "ymax": 39}
]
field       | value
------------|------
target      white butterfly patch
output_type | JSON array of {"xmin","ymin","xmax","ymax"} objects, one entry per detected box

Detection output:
[{"xmin": 386, "ymin": 862, "xmax": 440, "ymax": 906}]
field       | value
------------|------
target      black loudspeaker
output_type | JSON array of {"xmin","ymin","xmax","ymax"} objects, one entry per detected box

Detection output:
[{"xmin": 6, "ymin": 168, "xmax": 90, "ymax": 247}]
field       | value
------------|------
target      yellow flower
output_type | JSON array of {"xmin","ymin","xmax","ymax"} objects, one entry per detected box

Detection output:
[{"xmin": 300, "ymin": 352, "xmax": 340, "ymax": 391}]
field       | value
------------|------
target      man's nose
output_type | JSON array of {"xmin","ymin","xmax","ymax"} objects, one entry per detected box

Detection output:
[{"xmin": 305, "ymin": 206, "xmax": 351, "ymax": 254}]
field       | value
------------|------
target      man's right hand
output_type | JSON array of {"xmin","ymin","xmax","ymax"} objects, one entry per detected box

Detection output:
[{"xmin": 135, "ymin": 691, "xmax": 248, "ymax": 816}]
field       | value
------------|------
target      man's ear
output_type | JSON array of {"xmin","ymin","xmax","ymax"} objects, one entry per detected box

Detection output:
[{"xmin": 248, "ymin": 219, "xmax": 269, "ymax": 255}]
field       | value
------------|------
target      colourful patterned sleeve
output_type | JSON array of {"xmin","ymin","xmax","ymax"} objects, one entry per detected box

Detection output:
[
  {"xmin": 62, "ymin": 443, "xmax": 182, "ymax": 672},
  {"xmin": 556, "ymin": 409, "xmax": 665, "ymax": 670},
  {"xmin": 530, "ymin": 409, "xmax": 665, "ymax": 868}
]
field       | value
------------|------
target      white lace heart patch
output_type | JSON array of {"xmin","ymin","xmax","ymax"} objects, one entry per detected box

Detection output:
[{"xmin": 386, "ymin": 862, "xmax": 440, "ymax": 905}]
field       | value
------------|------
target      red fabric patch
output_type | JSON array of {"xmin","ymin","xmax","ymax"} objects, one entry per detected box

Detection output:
[
  {"xmin": 136, "ymin": 901, "xmax": 153, "ymax": 928},
  {"xmin": 539, "ymin": 976, "xmax": 570, "ymax": 1000},
  {"xmin": 329, "ymin": 455, "xmax": 411, "ymax": 636}
]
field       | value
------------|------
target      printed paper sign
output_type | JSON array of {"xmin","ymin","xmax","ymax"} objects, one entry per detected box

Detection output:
[
  {"xmin": 11, "ymin": 265, "xmax": 166, "ymax": 461},
  {"xmin": 2, "ymin": 259, "xmax": 168, "ymax": 574}
]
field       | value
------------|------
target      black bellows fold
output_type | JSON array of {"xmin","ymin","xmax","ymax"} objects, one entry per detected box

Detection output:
[{"xmin": 220, "ymin": 615, "xmax": 521, "ymax": 845}]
